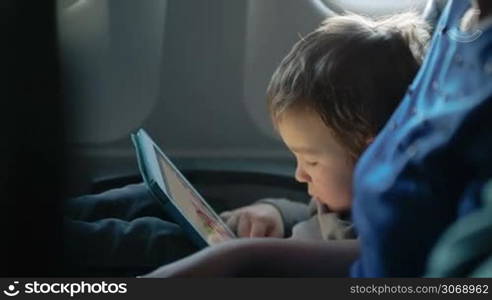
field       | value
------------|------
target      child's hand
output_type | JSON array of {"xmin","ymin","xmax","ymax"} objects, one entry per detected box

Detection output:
[{"xmin": 220, "ymin": 204, "xmax": 284, "ymax": 238}]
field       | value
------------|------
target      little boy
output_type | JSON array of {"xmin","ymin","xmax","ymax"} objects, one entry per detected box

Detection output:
[{"xmin": 219, "ymin": 12, "xmax": 430, "ymax": 243}]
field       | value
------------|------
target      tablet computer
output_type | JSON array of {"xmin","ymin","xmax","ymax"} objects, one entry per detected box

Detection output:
[{"xmin": 131, "ymin": 129, "xmax": 236, "ymax": 248}]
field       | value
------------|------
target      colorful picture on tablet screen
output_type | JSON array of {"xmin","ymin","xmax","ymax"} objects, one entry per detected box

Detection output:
[{"xmin": 155, "ymin": 148, "xmax": 234, "ymax": 244}]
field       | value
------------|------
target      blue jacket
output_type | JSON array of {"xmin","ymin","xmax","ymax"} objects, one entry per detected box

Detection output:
[{"xmin": 351, "ymin": 0, "xmax": 492, "ymax": 277}]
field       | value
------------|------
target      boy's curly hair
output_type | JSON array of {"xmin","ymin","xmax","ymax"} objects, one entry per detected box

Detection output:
[{"xmin": 267, "ymin": 12, "xmax": 430, "ymax": 160}]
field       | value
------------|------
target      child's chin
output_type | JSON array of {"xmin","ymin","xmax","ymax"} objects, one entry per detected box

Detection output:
[
  {"xmin": 314, "ymin": 196, "xmax": 328, "ymax": 206},
  {"xmin": 317, "ymin": 197, "xmax": 349, "ymax": 212}
]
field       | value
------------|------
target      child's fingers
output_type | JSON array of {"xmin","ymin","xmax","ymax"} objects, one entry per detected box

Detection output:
[
  {"xmin": 220, "ymin": 211, "xmax": 232, "ymax": 220},
  {"xmin": 225, "ymin": 213, "xmax": 239, "ymax": 232},
  {"xmin": 266, "ymin": 223, "xmax": 284, "ymax": 238},
  {"xmin": 237, "ymin": 214, "xmax": 252, "ymax": 238},
  {"xmin": 249, "ymin": 221, "xmax": 267, "ymax": 237}
]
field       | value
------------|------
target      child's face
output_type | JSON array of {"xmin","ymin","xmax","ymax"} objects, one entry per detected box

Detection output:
[{"xmin": 277, "ymin": 108, "xmax": 354, "ymax": 212}]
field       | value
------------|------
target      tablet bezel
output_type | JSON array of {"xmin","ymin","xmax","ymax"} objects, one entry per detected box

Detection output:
[{"xmin": 132, "ymin": 129, "xmax": 236, "ymax": 247}]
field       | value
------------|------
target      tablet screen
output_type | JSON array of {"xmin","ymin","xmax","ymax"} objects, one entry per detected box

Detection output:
[{"xmin": 154, "ymin": 147, "xmax": 235, "ymax": 245}]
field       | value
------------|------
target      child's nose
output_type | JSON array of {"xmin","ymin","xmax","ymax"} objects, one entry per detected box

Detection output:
[{"xmin": 295, "ymin": 165, "xmax": 311, "ymax": 183}]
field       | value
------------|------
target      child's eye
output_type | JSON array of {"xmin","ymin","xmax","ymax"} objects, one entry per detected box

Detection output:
[{"xmin": 306, "ymin": 161, "xmax": 318, "ymax": 167}]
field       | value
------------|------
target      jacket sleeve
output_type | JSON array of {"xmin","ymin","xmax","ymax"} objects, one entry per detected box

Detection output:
[{"xmin": 256, "ymin": 198, "xmax": 310, "ymax": 237}]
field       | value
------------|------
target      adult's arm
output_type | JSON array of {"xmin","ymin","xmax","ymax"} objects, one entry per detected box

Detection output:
[{"xmin": 143, "ymin": 238, "xmax": 359, "ymax": 277}]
